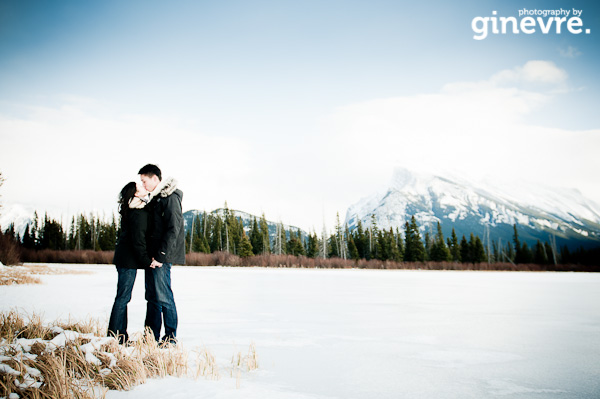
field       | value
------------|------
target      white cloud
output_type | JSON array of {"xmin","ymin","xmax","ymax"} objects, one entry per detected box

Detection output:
[
  {"xmin": 1, "ymin": 61, "xmax": 598, "ymax": 233},
  {"xmin": 322, "ymin": 60, "xmax": 600, "ymax": 208},
  {"xmin": 558, "ymin": 45, "xmax": 582, "ymax": 58},
  {"xmin": 490, "ymin": 60, "xmax": 568, "ymax": 86},
  {"xmin": 0, "ymin": 100, "xmax": 253, "ymax": 219}
]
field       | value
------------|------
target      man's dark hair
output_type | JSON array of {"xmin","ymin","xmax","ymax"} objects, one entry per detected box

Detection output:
[{"xmin": 138, "ymin": 164, "xmax": 162, "ymax": 181}]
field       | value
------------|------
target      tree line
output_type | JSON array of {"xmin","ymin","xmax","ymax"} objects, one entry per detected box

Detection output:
[
  {"xmin": 1, "ymin": 206, "xmax": 599, "ymax": 267},
  {"xmin": 183, "ymin": 209, "xmax": 596, "ymax": 266},
  {"xmin": 4, "ymin": 212, "xmax": 118, "ymax": 252}
]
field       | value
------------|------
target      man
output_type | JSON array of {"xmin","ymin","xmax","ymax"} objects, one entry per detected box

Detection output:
[{"xmin": 139, "ymin": 164, "xmax": 185, "ymax": 343}]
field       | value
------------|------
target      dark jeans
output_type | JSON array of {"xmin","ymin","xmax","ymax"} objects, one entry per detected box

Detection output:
[
  {"xmin": 145, "ymin": 262, "xmax": 178, "ymax": 342},
  {"xmin": 107, "ymin": 267, "xmax": 138, "ymax": 344}
]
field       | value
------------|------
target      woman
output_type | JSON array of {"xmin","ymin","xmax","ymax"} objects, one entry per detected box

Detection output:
[{"xmin": 107, "ymin": 181, "xmax": 152, "ymax": 344}]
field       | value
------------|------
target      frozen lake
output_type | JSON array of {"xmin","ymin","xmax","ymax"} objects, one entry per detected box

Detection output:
[{"xmin": 1, "ymin": 265, "xmax": 599, "ymax": 398}]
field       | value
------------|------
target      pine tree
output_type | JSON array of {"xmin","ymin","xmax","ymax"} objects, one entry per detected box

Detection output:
[
  {"xmin": 513, "ymin": 224, "xmax": 533, "ymax": 264},
  {"xmin": 534, "ymin": 240, "xmax": 548, "ymax": 264},
  {"xmin": 22, "ymin": 225, "xmax": 35, "ymax": 249},
  {"xmin": 287, "ymin": 229, "xmax": 305, "ymax": 256},
  {"xmin": 239, "ymin": 230, "xmax": 253, "ymax": 258},
  {"xmin": 354, "ymin": 219, "xmax": 369, "ymax": 260},
  {"xmin": 386, "ymin": 228, "xmax": 401, "ymax": 262},
  {"xmin": 560, "ymin": 245, "xmax": 571, "ymax": 264},
  {"xmin": 544, "ymin": 242, "xmax": 556, "ymax": 266},
  {"xmin": 368, "ymin": 215, "xmax": 379, "ymax": 258},
  {"xmin": 519, "ymin": 242, "xmax": 533, "ymax": 264},
  {"xmin": 328, "ymin": 232, "xmax": 339, "ymax": 258},
  {"xmin": 97, "ymin": 215, "xmax": 117, "ymax": 251},
  {"xmin": 448, "ymin": 227, "xmax": 460, "ymax": 262},
  {"xmin": 430, "ymin": 222, "xmax": 451, "ymax": 262},
  {"xmin": 209, "ymin": 214, "xmax": 223, "ymax": 252},
  {"xmin": 306, "ymin": 232, "xmax": 319, "ymax": 258},
  {"xmin": 459, "ymin": 235, "xmax": 470, "ymax": 263},
  {"xmin": 424, "ymin": 231, "xmax": 432, "ymax": 261},
  {"xmin": 250, "ymin": 217, "xmax": 263, "ymax": 255},
  {"xmin": 39, "ymin": 214, "xmax": 65, "ymax": 250},
  {"xmin": 404, "ymin": 216, "xmax": 425, "ymax": 262},
  {"xmin": 259, "ymin": 214, "xmax": 270, "ymax": 254},
  {"xmin": 198, "ymin": 212, "xmax": 210, "ymax": 253},
  {"xmin": 395, "ymin": 227, "xmax": 404, "ymax": 261},
  {"xmin": 471, "ymin": 235, "xmax": 487, "ymax": 263},
  {"xmin": 347, "ymin": 235, "xmax": 360, "ymax": 260}
]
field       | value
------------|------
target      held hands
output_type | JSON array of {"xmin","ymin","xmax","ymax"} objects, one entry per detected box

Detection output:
[{"xmin": 150, "ymin": 258, "xmax": 163, "ymax": 269}]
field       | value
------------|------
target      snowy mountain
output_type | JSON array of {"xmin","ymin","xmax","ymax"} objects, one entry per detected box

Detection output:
[
  {"xmin": 0, "ymin": 203, "xmax": 34, "ymax": 237},
  {"xmin": 345, "ymin": 168, "xmax": 600, "ymax": 250}
]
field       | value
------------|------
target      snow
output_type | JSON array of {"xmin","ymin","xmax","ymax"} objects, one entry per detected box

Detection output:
[
  {"xmin": 345, "ymin": 167, "xmax": 600, "ymax": 241},
  {"xmin": 0, "ymin": 203, "xmax": 35, "ymax": 237},
  {"xmin": 1, "ymin": 264, "xmax": 599, "ymax": 398},
  {"xmin": 0, "ymin": 363, "xmax": 20, "ymax": 375}
]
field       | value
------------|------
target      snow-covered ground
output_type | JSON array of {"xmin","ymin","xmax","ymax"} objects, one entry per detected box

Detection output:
[{"xmin": 1, "ymin": 265, "xmax": 599, "ymax": 398}]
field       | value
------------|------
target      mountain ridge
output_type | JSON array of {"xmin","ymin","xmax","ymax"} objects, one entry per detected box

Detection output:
[{"xmin": 345, "ymin": 168, "xmax": 600, "ymax": 250}]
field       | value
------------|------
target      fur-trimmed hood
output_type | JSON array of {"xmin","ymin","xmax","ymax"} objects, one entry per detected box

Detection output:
[{"xmin": 149, "ymin": 177, "xmax": 179, "ymax": 199}]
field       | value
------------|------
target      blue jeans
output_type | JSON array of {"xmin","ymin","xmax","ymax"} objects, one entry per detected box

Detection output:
[
  {"xmin": 145, "ymin": 263, "xmax": 178, "ymax": 342},
  {"xmin": 107, "ymin": 267, "xmax": 138, "ymax": 344}
]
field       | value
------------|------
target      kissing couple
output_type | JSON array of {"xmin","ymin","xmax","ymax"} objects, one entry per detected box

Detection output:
[{"xmin": 107, "ymin": 164, "xmax": 185, "ymax": 345}]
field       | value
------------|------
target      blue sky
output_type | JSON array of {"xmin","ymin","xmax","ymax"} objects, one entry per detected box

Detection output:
[{"xmin": 1, "ymin": 0, "xmax": 599, "ymax": 232}]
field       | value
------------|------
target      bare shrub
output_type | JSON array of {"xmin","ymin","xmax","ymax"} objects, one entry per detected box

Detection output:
[
  {"xmin": 0, "ymin": 231, "xmax": 21, "ymax": 266},
  {"xmin": 21, "ymin": 249, "xmax": 114, "ymax": 265},
  {"xmin": 184, "ymin": 252, "xmax": 576, "ymax": 271}
]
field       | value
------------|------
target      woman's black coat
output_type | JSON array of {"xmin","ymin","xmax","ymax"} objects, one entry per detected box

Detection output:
[{"xmin": 113, "ymin": 208, "xmax": 152, "ymax": 269}]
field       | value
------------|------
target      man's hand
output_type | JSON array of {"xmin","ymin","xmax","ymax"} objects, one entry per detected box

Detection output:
[{"xmin": 150, "ymin": 259, "xmax": 163, "ymax": 269}]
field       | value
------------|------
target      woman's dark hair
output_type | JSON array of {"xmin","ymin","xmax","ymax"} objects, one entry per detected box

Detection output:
[{"xmin": 118, "ymin": 182, "xmax": 137, "ymax": 217}]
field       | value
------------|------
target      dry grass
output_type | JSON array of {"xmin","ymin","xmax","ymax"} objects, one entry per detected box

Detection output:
[
  {"xmin": 192, "ymin": 347, "xmax": 220, "ymax": 381},
  {"xmin": 0, "ymin": 264, "xmax": 93, "ymax": 286},
  {"xmin": 230, "ymin": 343, "xmax": 259, "ymax": 389},
  {"xmin": 0, "ymin": 311, "xmax": 189, "ymax": 398},
  {"xmin": 1, "ymin": 310, "xmax": 260, "ymax": 397},
  {"xmin": 231, "ymin": 342, "xmax": 258, "ymax": 373},
  {"xmin": 0, "ymin": 269, "xmax": 42, "ymax": 285}
]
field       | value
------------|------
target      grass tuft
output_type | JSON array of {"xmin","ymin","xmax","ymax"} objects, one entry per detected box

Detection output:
[
  {"xmin": 1, "ymin": 310, "xmax": 260, "ymax": 397},
  {"xmin": 0, "ymin": 311, "xmax": 187, "ymax": 398}
]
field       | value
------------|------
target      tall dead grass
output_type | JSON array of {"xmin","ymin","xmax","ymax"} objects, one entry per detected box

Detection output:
[
  {"xmin": 1, "ymin": 310, "xmax": 260, "ymax": 397},
  {"xmin": 230, "ymin": 343, "xmax": 258, "ymax": 389},
  {"xmin": 0, "ymin": 311, "xmax": 188, "ymax": 398},
  {"xmin": 0, "ymin": 265, "xmax": 92, "ymax": 286}
]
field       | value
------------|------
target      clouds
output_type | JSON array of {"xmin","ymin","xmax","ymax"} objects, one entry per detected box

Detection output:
[
  {"xmin": 0, "ymin": 99, "xmax": 253, "ymax": 215},
  {"xmin": 491, "ymin": 60, "xmax": 568, "ymax": 86},
  {"xmin": 559, "ymin": 45, "xmax": 582, "ymax": 58},
  {"xmin": 1, "ymin": 60, "xmax": 599, "ymax": 232},
  {"xmin": 323, "ymin": 60, "xmax": 600, "ymax": 204}
]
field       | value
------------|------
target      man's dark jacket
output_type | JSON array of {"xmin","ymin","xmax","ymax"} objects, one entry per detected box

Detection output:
[
  {"xmin": 148, "ymin": 177, "xmax": 186, "ymax": 265},
  {"xmin": 113, "ymin": 208, "xmax": 152, "ymax": 269}
]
